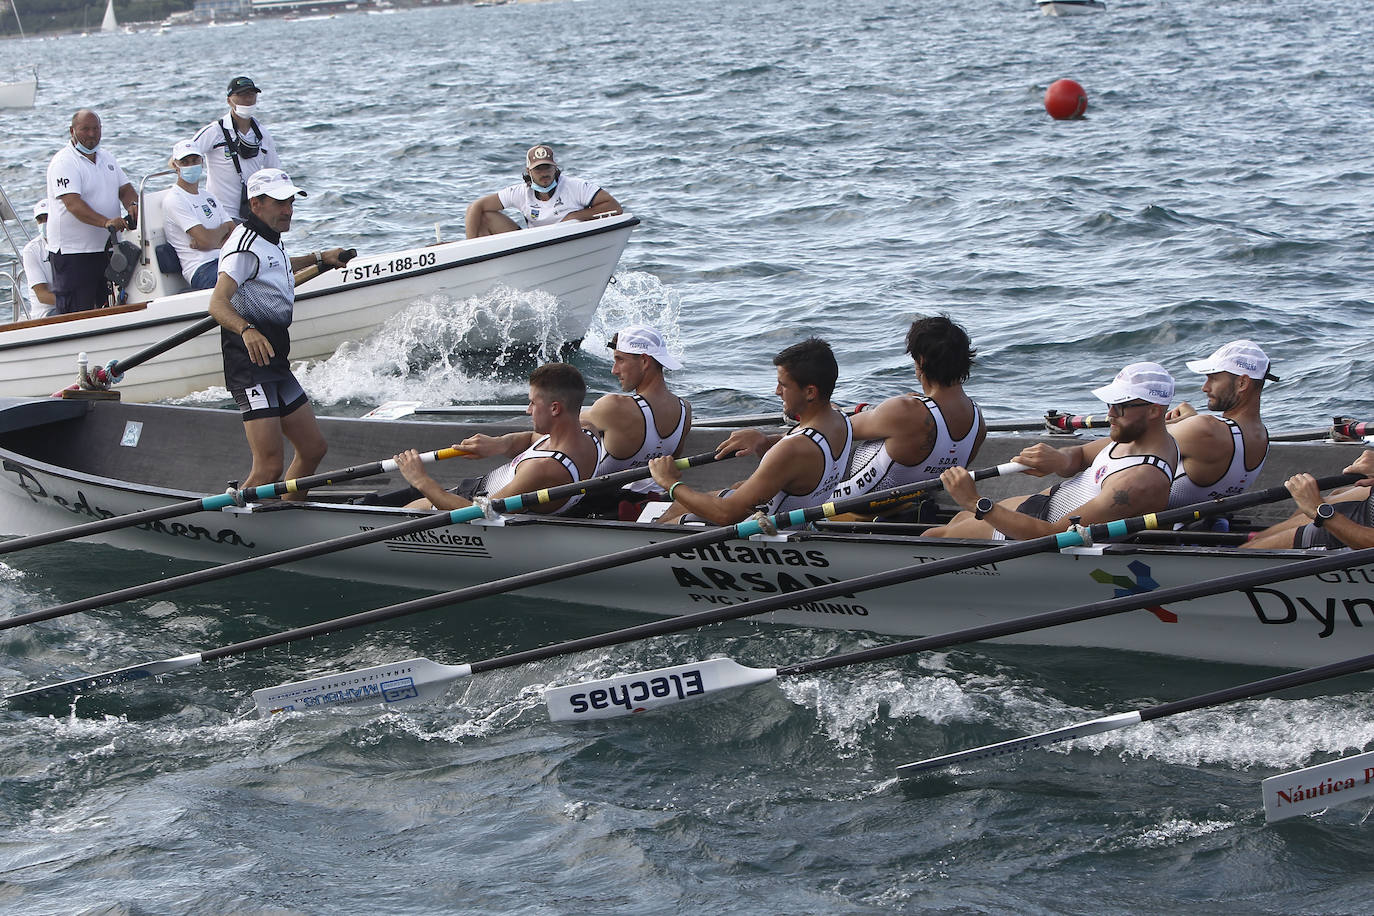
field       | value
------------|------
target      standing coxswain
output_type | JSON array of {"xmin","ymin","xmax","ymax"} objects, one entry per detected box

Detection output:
[{"xmin": 207, "ymin": 168, "xmax": 347, "ymax": 500}]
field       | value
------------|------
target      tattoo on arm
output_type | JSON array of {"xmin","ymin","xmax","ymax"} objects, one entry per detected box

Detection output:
[{"xmin": 1112, "ymin": 487, "xmax": 1131, "ymax": 507}]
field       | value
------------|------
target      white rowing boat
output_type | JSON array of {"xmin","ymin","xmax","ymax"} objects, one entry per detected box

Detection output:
[
  {"xmin": 0, "ymin": 187, "xmax": 638, "ymax": 401},
  {"xmin": 1037, "ymin": 0, "xmax": 1105, "ymax": 15},
  {"xmin": 0, "ymin": 396, "xmax": 1369, "ymax": 669}
]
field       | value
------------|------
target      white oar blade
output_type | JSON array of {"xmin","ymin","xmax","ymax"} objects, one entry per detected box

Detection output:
[
  {"xmin": 5, "ymin": 653, "xmax": 204, "ymax": 703},
  {"xmin": 545, "ymin": 657, "xmax": 777, "ymax": 722},
  {"xmin": 1262, "ymin": 749, "xmax": 1374, "ymax": 823},
  {"xmin": 252, "ymin": 657, "xmax": 471, "ymax": 716},
  {"xmin": 360, "ymin": 400, "xmax": 421, "ymax": 420},
  {"xmin": 896, "ymin": 711, "xmax": 1143, "ymax": 778}
]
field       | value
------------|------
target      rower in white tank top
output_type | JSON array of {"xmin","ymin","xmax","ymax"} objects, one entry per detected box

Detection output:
[
  {"xmin": 483, "ymin": 431, "xmax": 601, "ymax": 516},
  {"xmin": 594, "ymin": 394, "xmax": 688, "ymax": 494},
  {"xmin": 1036, "ymin": 440, "xmax": 1178, "ymax": 522},
  {"xmin": 1168, "ymin": 417, "xmax": 1267, "ymax": 506},
  {"xmin": 765, "ymin": 417, "xmax": 854, "ymax": 515},
  {"xmin": 831, "ymin": 396, "xmax": 983, "ymax": 500}
]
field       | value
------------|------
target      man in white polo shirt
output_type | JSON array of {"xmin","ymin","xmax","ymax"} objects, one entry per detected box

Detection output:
[
  {"xmin": 20, "ymin": 200, "xmax": 56, "ymax": 320},
  {"xmin": 44, "ymin": 108, "xmax": 138, "ymax": 313},
  {"xmin": 162, "ymin": 138, "xmax": 236, "ymax": 290},
  {"xmin": 465, "ymin": 144, "xmax": 621, "ymax": 238},
  {"xmin": 208, "ymin": 167, "xmax": 347, "ymax": 499}
]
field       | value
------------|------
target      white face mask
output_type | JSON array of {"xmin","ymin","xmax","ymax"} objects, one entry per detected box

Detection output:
[{"xmin": 234, "ymin": 99, "xmax": 258, "ymax": 116}]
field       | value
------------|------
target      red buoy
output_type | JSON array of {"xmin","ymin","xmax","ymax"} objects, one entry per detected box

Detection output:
[{"xmin": 1044, "ymin": 79, "xmax": 1088, "ymax": 120}]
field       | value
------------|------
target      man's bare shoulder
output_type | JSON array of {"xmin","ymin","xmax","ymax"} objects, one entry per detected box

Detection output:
[{"xmin": 1170, "ymin": 412, "xmax": 1230, "ymax": 449}]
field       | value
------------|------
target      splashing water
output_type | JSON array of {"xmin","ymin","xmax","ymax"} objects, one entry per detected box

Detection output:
[{"xmin": 579, "ymin": 271, "xmax": 685, "ymax": 362}]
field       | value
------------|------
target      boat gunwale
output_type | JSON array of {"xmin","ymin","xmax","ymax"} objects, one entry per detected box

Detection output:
[{"xmin": 0, "ymin": 214, "xmax": 640, "ymax": 353}]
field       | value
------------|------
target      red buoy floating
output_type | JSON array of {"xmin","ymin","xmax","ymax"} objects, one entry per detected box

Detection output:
[{"xmin": 1044, "ymin": 79, "xmax": 1088, "ymax": 120}]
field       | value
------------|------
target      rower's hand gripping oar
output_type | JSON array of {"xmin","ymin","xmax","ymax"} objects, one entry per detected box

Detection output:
[
  {"xmin": 540, "ymin": 473, "xmax": 1361, "ymax": 721},
  {"xmin": 0, "ymin": 442, "xmax": 464, "ymax": 559},
  {"xmin": 6, "ymin": 460, "xmax": 1026, "ymax": 707},
  {"xmin": 80, "ymin": 249, "xmax": 357, "ymax": 390},
  {"xmin": 897, "ymin": 645, "xmax": 1374, "ymax": 780},
  {"xmin": 0, "ymin": 450, "xmax": 728, "ymax": 637}
]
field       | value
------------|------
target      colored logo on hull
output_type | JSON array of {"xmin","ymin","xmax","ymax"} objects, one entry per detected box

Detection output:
[{"xmin": 1090, "ymin": 560, "xmax": 1178, "ymax": 623}]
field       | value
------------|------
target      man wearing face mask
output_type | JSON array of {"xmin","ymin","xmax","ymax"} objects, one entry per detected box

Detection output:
[
  {"xmin": 44, "ymin": 108, "xmax": 137, "ymax": 314},
  {"xmin": 20, "ymin": 200, "xmax": 56, "ymax": 321},
  {"xmin": 191, "ymin": 76, "xmax": 281, "ymax": 222},
  {"xmin": 465, "ymin": 144, "xmax": 621, "ymax": 238},
  {"xmin": 162, "ymin": 140, "xmax": 236, "ymax": 291}
]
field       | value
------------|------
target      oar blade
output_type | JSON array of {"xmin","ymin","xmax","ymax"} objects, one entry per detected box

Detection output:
[
  {"xmin": 545, "ymin": 657, "xmax": 777, "ymax": 722},
  {"xmin": 5, "ymin": 653, "xmax": 204, "ymax": 703},
  {"xmin": 895, "ymin": 711, "xmax": 1143, "ymax": 778},
  {"xmin": 252, "ymin": 656, "xmax": 472, "ymax": 716},
  {"xmin": 1262, "ymin": 749, "xmax": 1374, "ymax": 823}
]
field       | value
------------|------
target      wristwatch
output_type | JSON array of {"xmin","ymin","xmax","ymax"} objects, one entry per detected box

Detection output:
[
  {"xmin": 1313, "ymin": 502, "xmax": 1335, "ymax": 528},
  {"xmin": 974, "ymin": 496, "xmax": 994, "ymax": 520}
]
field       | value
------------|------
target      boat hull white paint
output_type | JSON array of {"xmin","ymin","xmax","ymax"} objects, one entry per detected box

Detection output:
[{"xmin": 0, "ymin": 214, "xmax": 638, "ymax": 401}]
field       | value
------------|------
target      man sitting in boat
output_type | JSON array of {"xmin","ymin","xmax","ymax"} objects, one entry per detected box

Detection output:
[
  {"xmin": 162, "ymin": 139, "xmax": 236, "ymax": 291},
  {"xmin": 19, "ymin": 199, "xmax": 55, "ymax": 320},
  {"xmin": 464, "ymin": 144, "xmax": 622, "ymax": 238},
  {"xmin": 208, "ymin": 168, "xmax": 348, "ymax": 500},
  {"xmin": 392, "ymin": 362, "xmax": 601, "ymax": 516},
  {"xmin": 828, "ymin": 314, "xmax": 985, "ymax": 520},
  {"xmin": 1166, "ymin": 339, "xmax": 1273, "ymax": 507},
  {"xmin": 647, "ymin": 338, "xmax": 853, "ymax": 525},
  {"xmin": 928, "ymin": 362, "xmax": 1179, "ymax": 540},
  {"xmin": 1243, "ymin": 451, "xmax": 1374, "ymax": 550},
  {"xmin": 44, "ymin": 108, "xmax": 137, "ymax": 313},
  {"xmin": 578, "ymin": 324, "xmax": 693, "ymax": 518}
]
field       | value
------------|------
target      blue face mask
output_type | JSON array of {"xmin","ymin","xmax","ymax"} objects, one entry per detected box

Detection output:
[
  {"xmin": 530, "ymin": 177, "xmax": 558, "ymax": 193},
  {"xmin": 73, "ymin": 139, "xmax": 98, "ymax": 154},
  {"xmin": 179, "ymin": 164, "xmax": 204, "ymax": 185}
]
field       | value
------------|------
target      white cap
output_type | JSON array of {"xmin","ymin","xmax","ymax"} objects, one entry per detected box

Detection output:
[
  {"xmin": 610, "ymin": 325, "xmax": 682, "ymax": 370},
  {"xmin": 246, "ymin": 168, "xmax": 307, "ymax": 201},
  {"xmin": 171, "ymin": 139, "xmax": 199, "ymax": 162},
  {"xmin": 1185, "ymin": 339, "xmax": 1275, "ymax": 381},
  {"xmin": 32, "ymin": 199, "xmax": 48, "ymax": 220},
  {"xmin": 1091, "ymin": 361, "xmax": 1174, "ymax": 406}
]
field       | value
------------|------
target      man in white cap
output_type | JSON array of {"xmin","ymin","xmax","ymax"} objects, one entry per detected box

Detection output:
[
  {"xmin": 578, "ymin": 325, "xmax": 693, "ymax": 516},
  {"xmin": 19, "ymin": 199, "xmax": 55, "ymax": 320},
  {"xmin": 1166, "ymin": 340, "xmax": 1274, "ymax": 507},
  {"xmin": 208, "ymin": 167, "xmax": 347, "ymax": 498},
  {"xmin": 464, "ymin": 144, "xmax": 621, "ymax": 238},
  {"xmin": 44, "ymin": 108, "xmax": 138, "ymax": 313},
  {"xmin": 191, "ymin": 76, "xmax": 281, "ymax": 221},
  {"xmin": 929, "ymin": 362, "xmax": 1179, "ymax": 540},
  {"xmin": 162, "ymin": 139, "xmax": 236, "ymax": 290}
]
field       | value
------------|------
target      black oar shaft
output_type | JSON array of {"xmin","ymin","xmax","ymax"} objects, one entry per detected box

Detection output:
[
  {"xmin": 781, "ymin": 543, "xmax": 1374, "ymax": 677},
  {"xmin": 2, "ymin": 451, "xmax": 726, "ymax": 632},
  {"xmin": 1143, "ymin": 652, "xmax": 1374, "ymax": 723},
  {"xmin": 108, "ymin": 315, "xmax": 218, "ymax": 376},
  {"xmin": 0, "ymin": 499, "xmax": 210, "ymax": 556}
]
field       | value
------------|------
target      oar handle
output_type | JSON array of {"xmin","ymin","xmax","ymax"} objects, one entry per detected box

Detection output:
[{"xmin": 292, "ymin": 248, "xmax": 357, "ymax": 286}]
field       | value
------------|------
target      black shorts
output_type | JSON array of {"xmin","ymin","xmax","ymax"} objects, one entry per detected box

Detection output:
[
  {"xmin": 232, "ymin": 377, "xmax": 308, "ymax": 422},
  {"xmin": 1293, "ymin": 497, "xmax": 1373, "ymax": 549},
  {"xmin": 1015, "ymin": 491, "xmax": 1055, "ymax": 521},
  {"xmin": 50, "ymin": 250, "xmax": 111, "ymax": 313}
]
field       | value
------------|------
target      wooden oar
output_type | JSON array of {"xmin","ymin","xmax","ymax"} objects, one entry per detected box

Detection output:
[
  {"xmin": 0, "ymin": 444, "xmax": 465, "ymax": 558},
  {"xmin": 5, "ymin": 461, "xmax": 1031, "ymax": 706},
  {"xmin": 897, "ymin": 644, "xmax": 1374, "ymax": 780},
  {"xmin": 541, "ymin": 474, "xmax": 1360, "ymax": 721},
  {"xmin": 0, "ymin": 450, "xmax": 730, "ymax": 637},
  {"xmin": 83, "ymin": 249, "xmax": 357, "ymax": 389}
]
